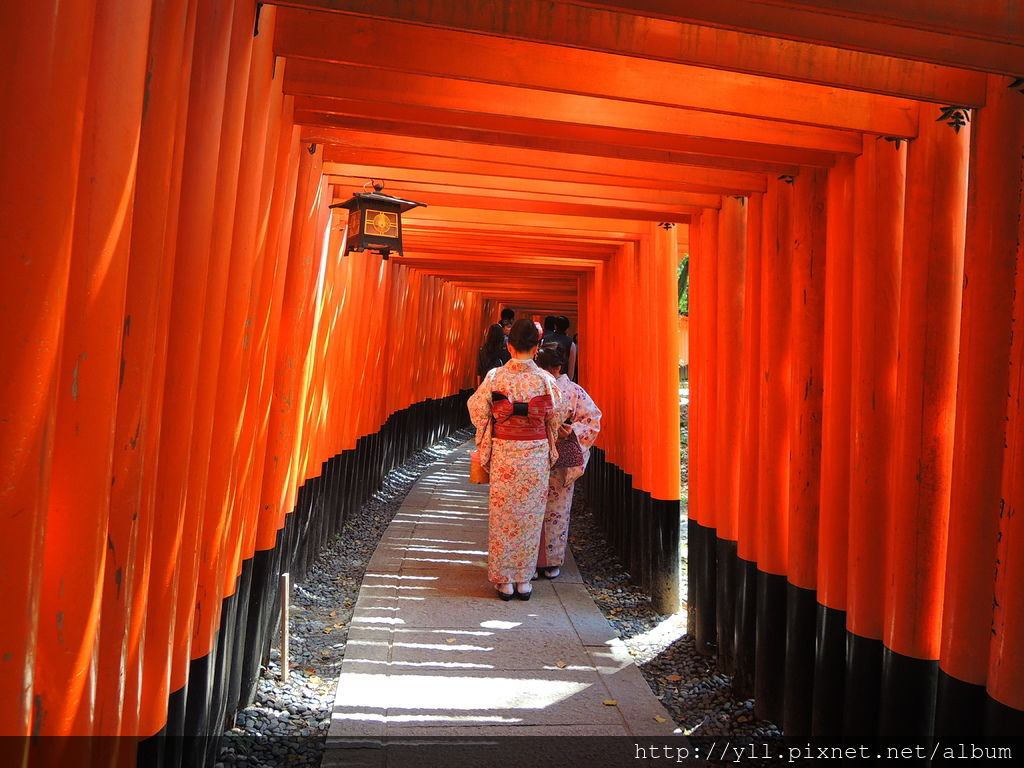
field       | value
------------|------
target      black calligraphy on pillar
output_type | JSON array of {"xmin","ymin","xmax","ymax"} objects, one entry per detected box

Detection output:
[{"xmin": 937, "ymin": 105, "xmax": 971, "ymax": 134}]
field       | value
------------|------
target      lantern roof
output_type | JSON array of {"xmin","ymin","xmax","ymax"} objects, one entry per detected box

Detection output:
[{"xmin": 330, "ymin": 191, "xmax": 427, "ymax": 214}]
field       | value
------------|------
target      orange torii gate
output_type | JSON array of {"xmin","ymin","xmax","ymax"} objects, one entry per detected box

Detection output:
[{"xmin": 1, "ymin": 0, "xmax": 1023, "ymax": 766}]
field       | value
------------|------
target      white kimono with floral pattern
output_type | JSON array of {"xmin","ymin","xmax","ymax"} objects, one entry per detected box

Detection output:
[
  {"xmin": 537, "ymin": 374, "xmax": 602, "ymax": 569},
  {"xmin": 468, "ymin": 359, "xmax": 565, "ymax": 584}
]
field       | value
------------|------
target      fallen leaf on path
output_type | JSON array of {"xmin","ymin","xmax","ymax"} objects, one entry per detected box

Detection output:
[
  {"xmin": 653, "ymin": 716, "xmax": 667, "ymax": 723},
  {"xmin": 555, "ymin": 661, "xmax": 568, "ymax": 668},
  {"xmin": 666, "ymin": 674, "xmax": 682, "ymax": 682},
  {"xmin": 445, "ymin": 637, "xmax": 456, "ymax": 644},
  {"xmin": 602, "ymin": 700, "xmax": 618, "ymax": 707}
]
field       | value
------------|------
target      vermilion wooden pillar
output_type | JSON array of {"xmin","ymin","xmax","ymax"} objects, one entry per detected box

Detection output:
[
  {"xmin": 734, "ymin": 192, "xmax": 762, "ymax": 698},
  {"xmin": 228, "ymin": 95, "xmax": 294, "ymax": 718},
  {"xmin": 209, "ymin": 9, "xmax": 279, "ymax": 695},
  {"xmin": 215, "ymin": 30, "xmax": 283, "ymax": 734},
  {"xmin": 691, "ymin": 209, "xmax": 719, "ymax": 655},
  {"xmin": 636, "ymin": 233, "xmax": 655, "ymax": 517},
  {"xmin": 139, "ymin": 0, "xmax": 235, "ymax": 741},
  {"xmin": 239, "ymin": 123, "xmax": 302, "ymax": 711},
  {"xmin": 290, "ymin": 177, "xmax": 332, "ymax": 490},
  {"xmin": 251, "ymin": 122, "xmax": 302, "ymax": 555},
  {"xmin": 990, "ymin": 181, "xmax": 1024, "ymax": 743},
  {"xmin": 784, "ymin": 168, "xmax": 827, "ymax": 743},
  {"xmin": 715, "ymin": 196, "xmax": 747, "ymax": 674},
  {"xmin": 33, "ymin": 0, "xmax": 152, "ymax": 740},
  {"xmin": 304, "ymin": 181, "xmax": 339, "ymax": 479},
  {"xmin": 755, "ymin": 176, "xmax": 792, "ymax": 725},
  {"xmin": 938, "ymin": 76, "xmax": 1024, "ymax": 744},
  {"xmin": 685, "ymin": 214, "xmax": 702, "ymax": 640},
  {"xmin": 651, "ymin": 221, "xmax": 682, "ymax": 614},
  {"xmin": 259, "ymin": 143, "xmax": 324, "ymax": 541},
  {"xmin": 180, "ymin": 4, "xmax": 256, "ymax": 760},
  {"xmin": 846, "ymin": 133, "xmax": 905, "ymax": 748},
  {"xmin": 813, "ymin": 154, "xmax": 855, "ymax": 743},
  {"xmin": 196, "ymin": 0, "xmax": 269, "ymax": 656},
  {"xmin": 137, "ymin": 0, "xmax": 201, "ymax": 745},
  {"xmin": 882, "ymin": 103, "xmax": 970, "ymax": 750},
  {"xmin": 0, "ymin": 0, "xmax": 96, "ymax": 746},
  {"xmin": 236, "ymin": 96, "xmax": 295, "ymax": 566},
  {"xmin": 113, "ymin": 0, "xmax": 194, "ymax": 744}
]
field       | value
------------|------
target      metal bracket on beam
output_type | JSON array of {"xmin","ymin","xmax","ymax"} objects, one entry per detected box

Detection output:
[{"xmin": 881, "ymin": 136, "xmax": 911, "ymax": 150}]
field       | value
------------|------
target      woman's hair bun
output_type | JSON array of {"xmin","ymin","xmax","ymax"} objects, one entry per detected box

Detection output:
[
  {"xmin": 507, "ymin": 318, "xmax": 540, "ymax": 352},
  {"xmin": 535, "ymin": 341, "xmax": 565, "ymax": 372}
]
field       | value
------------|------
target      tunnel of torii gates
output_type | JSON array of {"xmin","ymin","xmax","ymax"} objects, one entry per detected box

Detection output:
[{"xmin": 2, "ymin": 0, "xmax": 1024, "ymax": 765}]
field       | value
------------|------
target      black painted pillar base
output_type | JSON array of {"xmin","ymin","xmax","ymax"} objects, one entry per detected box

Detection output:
[
  {"xmin": 783, "ymin": 582, "xmax": 816, "ymax": 744},
  {"xmin": 716, "ymin": 539, "xmax": 738, "ymax": 674},
  {"xmin": 239, "ymin": 541, "xmax": 278, "ymax": 707},
  {"xmin": 226, "ymin": 560, "xmax": 254, "ymax": 720},
  {"xmin": 686, "ymin": 517, "xmax": 697, "ymax": 640},
  {"xmin": 933, "ymin": 670, "xmax": 987, "ymax": 754},
  {"xmin": 206, "ymin": 588, "xmax": 237, "ymax": 761},
  {"xmin": 843, "ymin": 633, "xmax": 883, "ymax": 749},
  {"xmin": 733, "ymin": 556, "xmax": 757, "ymax": 699},
  {"xmin": 754, "ymin": 571, "xmax": 787, "ymax": 725},
  {"xmin": 811, "ymin": 604, "xmax": 846, "ymax": 744},
  {"xmin": 689, "ymin": 519, "xmax": 717, "ymax": 656},
  {"xmin": 879, "ymin": 647, "xmax": 937, "ymax": 758},
  {"xmin": 138, "ymin": 728, "xmax": 167, "ymax": 768},
  {"xmin": 182, "ymin": 651, "xmax": 214, "ymax": 768},
  {"xmin": 650, "ymin": 497, "xmax": 681, "ymax": 615},
  {"xmin": 164, "ymin": 685, "xmax": 187, "ymax": 768},
  {"xmin": 985, "ymin": 693, "xmax": 1024, "ymax": 755}
]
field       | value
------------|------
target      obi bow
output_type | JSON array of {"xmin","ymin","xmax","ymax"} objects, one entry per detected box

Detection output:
[{"xmin": 491, "ymin": 393, "xmax": 553, "ymax": 425}]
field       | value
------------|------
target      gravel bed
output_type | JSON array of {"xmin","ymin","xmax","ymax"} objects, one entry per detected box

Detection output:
[
  {"xmin": 567, "ymin": 488, "xmax": 800, "ymax": 767},
  {"xmin": 565, "ymin": 382, "xmax": 804, "ymax": 767},
  {"xmin": 214, "ymin": 428, "xmax": 475, "ymax": 768}
]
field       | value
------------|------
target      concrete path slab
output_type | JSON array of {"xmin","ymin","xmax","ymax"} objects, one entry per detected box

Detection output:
[{"xmin": 325, "ymin": 443, "xmax": 692, "ymax": 767}]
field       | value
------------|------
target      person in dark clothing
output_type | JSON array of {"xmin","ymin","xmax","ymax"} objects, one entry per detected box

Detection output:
[
  {"xmin": 546, "ymin": 316, "xmax": 576, "ymax": 380},
  {"xmin": 499, "ymin": 308, "xmax": 515, "ymax": 358},
  {"xmin": 477, "ymin": 324, "xmax": 507, "ymax": 384},
  {"xmin": 542, "ymin": 315, "xmax": 557, "ymax": 340},
  {"xmin": 498, "ymin": 324, "xmax": 512, "ymax": 365}
]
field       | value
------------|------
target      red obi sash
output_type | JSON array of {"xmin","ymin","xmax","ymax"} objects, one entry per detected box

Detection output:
[{"xmin": 492, "ymin": 393, "xmax": 553, "ymax": 441}]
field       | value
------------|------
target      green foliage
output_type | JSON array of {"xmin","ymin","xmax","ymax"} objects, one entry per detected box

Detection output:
[{"xmin": 677, "ymin": 254, "xmax": 689, "ymax": 316}]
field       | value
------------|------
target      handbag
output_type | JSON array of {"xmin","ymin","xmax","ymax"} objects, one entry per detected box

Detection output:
[
  {"xmin": 469, "ymin": 449, "xmax": 490, "ymax": 484},
  {"xmin": 551, "ymin": 430, "xmax": 583, "ymax": 469}
]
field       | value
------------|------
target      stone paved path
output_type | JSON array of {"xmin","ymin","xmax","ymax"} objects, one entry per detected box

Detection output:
[{"xmin": 323, "ymin": 444, "xmax": 693, "ymax": 767}]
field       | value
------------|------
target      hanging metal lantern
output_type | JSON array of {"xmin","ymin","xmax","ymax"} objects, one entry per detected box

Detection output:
[{"xmin": 329, "ymin": 181, "xmax": 426, "ymax": 259}]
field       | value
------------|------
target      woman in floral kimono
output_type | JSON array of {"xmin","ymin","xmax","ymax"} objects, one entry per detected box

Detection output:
[
  {"xmin": 534, "ymin": 342, "xmax": 602, "ymax": 579},
  {"xmin": 468, "ymin": 319, "xmax": 564, "ymax": 600}
]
